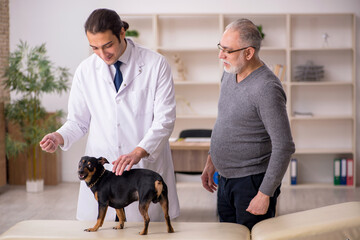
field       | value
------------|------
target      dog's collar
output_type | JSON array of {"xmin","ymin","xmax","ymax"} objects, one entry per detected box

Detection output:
[{"xmin": 88, "ymin": 169, "xmax": 106, "ymax": 188}]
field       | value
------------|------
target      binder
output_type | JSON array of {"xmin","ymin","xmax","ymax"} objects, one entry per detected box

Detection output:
[
  {"xmin": 346, "ymin": 158, "xmax": 354, "ymax": 186},
  {"xmin": 290, "ymin": 158, "xmax": 297, "ymax": 185},
  {"xmin": 333, "ymin": 158, "xmax": 340, "ymax": 185},
  {"xmin": 340, "ymin": 158, "xmax": 347, "ymax": 185}
]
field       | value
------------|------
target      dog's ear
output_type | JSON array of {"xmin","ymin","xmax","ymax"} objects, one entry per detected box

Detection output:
[{"xmin": 98, "ymin": 157, "xmax": 109, "ymax": 165}]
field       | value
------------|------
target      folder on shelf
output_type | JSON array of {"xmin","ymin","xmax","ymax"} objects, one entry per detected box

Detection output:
[
  {"xmin": 290, "ymin": 158, "xmax": 297, "ymax": 185},
  {"xmin": 347, "ymin": 158, "xmax": 354, "ymax": 186},
  {"xmin": 333, "ymin": 158, "xmax": 340, "ymax": 185},
  {"xmin": 340, "ymin": 158, "xmax": 347, "ymax": 185}
]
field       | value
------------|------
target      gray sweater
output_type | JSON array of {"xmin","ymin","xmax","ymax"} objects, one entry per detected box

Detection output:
[{"xmin": 210, "ymin": 65, "xmax": 295, "ymax": 196}]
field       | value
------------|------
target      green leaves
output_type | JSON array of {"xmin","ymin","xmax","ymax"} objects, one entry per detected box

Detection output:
[
  {"xmin": 5, "ymin": 135, "xmax": 27, "ymax": 158},
  {"xmin": 4, "ymin": 41, "xmax": 70, "ymax": 178},
  {"xmin": 125, "ymin": 30, "xmax": 139, "ymax": 37},
  {"xmin": 4, "ymin": 40, "xmax": 70, "ymax": 96},
  {"xmin": 257, "ymin": 25, "xmax": 265, "ymax": 39}
]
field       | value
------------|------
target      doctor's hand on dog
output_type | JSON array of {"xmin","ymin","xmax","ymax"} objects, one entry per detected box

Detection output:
[
  {"xmin": 112, "ymin": 147, "xmax": 149, "ymax": 175},
  {"xmin": 39, "ymin": 132, "xmax": 64, "ymax": 153}
]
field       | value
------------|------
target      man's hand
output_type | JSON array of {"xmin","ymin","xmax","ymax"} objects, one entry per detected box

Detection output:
[
  {"xmin": 39, "ymin": 132, "xmax": 64, "ymax": 153},
  {"xmin": 246, "ymin": 191, "xmax": 270, "ymax": 215},
  {"xmin": 201, "ymin": 155, "xmax": 217, "ymax": 193},
  {"xmin": 112, "ymin": 147, "xmax": 148, "ymax": 176}
]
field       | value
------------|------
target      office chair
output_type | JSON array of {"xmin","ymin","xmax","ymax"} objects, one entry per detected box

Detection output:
[{"xmin": 179, "ymin": 129, "xmax": 212, "ymax": 139}]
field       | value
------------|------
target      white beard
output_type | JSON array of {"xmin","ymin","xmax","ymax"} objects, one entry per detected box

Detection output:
[{"xmin": 222, "ymin": 60, "xmax": 240, "ymax": 74}]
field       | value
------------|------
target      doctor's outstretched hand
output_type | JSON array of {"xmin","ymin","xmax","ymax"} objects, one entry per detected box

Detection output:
[
  {"xmin": 112, "ymin": 147, "xmax": 149, "ymax": 176},
  {"xmin": 39, "ymin": 132, "xmax": 64, "ymax": 153}
]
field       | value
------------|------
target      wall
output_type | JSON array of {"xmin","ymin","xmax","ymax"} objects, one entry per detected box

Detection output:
[
  {"xmin": 0, "ymin": 0, "xmax": 9, "ymax": 187},
  {"xmin": 9, "ymin": 0, "xmax": 360, "ymax": 183}
]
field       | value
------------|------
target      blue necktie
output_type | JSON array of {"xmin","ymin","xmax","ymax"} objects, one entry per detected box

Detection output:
[{"xmin": 113, "ymin": 61, "xmax": 123, "ymax": 91}]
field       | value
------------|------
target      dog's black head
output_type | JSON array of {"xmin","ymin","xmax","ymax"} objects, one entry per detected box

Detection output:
[{"xmin": 78, "ymin": 156, "xmax": 109, "ymax": 182}]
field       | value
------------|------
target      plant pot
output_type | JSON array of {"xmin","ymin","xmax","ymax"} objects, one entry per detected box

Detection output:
[{"xmin": 26, "ymin": 179, "xmax": 44, "ymax": 193}]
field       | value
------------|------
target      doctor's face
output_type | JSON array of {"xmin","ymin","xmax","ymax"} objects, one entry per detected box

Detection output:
[{"xmin": 87, "ymin": 29, "xmax": 126, "ymax": 65}]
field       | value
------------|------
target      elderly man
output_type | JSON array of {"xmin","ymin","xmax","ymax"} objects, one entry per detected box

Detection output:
[{"xmin": 201, "ymin": 19, "xmax": 295, "ymax": 230}]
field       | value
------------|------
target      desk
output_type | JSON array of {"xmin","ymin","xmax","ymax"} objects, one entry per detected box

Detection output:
[{"xmin": 170, "ymin": 141, "xmax": 210, "ymax": 172}]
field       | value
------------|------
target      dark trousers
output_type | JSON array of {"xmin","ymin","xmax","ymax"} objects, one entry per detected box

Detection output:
[{"xmin": 217, "ymin": 173, "xmax": 281, "ymax": 230}]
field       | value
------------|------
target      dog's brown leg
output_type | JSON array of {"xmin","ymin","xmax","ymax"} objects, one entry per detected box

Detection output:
[
  {"xmin": 84, "ymin": 205, "xmax": 108, "ymax": 232},
  {"xmin": 99, "ymin": 205, "xmax": 108, "ymax": 228},
  {"xmin": 114, "ymin": 208, "xmax": 126, "ymax": 230},
  {"xmin": 160, "ymin": 196, "xmax": 174, "ymax": 233},
  {"xmin": 139, "ymin": 202, "xmax": 150, "ymax": 235}
]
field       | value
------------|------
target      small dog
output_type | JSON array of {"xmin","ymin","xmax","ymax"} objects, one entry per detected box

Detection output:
[{"xmin": 78, "ymin": 156, "xmax": 174, "ymax": 235}]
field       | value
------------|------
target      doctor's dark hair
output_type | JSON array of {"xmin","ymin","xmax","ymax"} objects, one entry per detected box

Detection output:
[{"xmin": 84, "ymin": 8, "xmax": 129, "ymax": 42}]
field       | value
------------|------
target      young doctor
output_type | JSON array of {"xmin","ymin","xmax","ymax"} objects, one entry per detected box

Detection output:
[{"xmin": 40, "ymin": 8, "xmax": 180, "ymax": 222}]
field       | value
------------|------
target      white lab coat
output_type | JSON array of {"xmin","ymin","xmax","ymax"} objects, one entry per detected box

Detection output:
[{"xmin": 57, "ymin": 39, "xmax": 180, "ymax": 222}]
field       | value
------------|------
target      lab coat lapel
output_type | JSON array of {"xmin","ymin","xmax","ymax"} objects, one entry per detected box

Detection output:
[
  {"xmin": 95, "ymin": 56, "xmax": 114, "ymax": 88},
  {"xmin": 120, "ymin": 63, "xmax": 143, "ymax": 92},
  {"xmin": 119, "ymin": 42, "xmax": 144, "ymax": 93}
]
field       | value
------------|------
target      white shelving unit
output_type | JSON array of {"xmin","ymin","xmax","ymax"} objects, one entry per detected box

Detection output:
[
  {"xmin": 289, "ymin": 14, "xmax": 356, "ymax": 188},
  {"xmin": 122, "ymin": 13, "xmax": 356, "ymax": 188}
]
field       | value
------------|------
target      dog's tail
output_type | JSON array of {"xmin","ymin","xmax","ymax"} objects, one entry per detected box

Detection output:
[{"xmin": 155, "ymin": 180, "xmax": 163, "ymax": 198}]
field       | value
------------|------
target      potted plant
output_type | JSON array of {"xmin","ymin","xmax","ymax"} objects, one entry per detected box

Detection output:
[
  {"xmin": 3, "ymin": 41, "xmax": 70, "ymax": 192},
  {"xmin": 257, "ymin": 25, "xmax": 265, "ymax": 39},
  {"xmin": 125, "ymin": 29, "xmax": 140, "ymax": 43},
  {"xmin": 125, "ymin": 29, "xmax": 139, "ymax": 38}
]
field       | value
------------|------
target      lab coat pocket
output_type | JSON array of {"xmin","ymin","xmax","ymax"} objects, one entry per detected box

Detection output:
[{"xmin": 129, "ymin": 87, "xmax": 154, "ymax": 116}]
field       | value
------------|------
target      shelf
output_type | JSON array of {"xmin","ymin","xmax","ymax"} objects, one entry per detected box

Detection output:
[
  {"xmin": 176, "ymin": 115, "xmax": 217, "ymax": 120},
  {"xmin": 290, "ymin": 81, "xmax": 353, "ymax": 86},
  {"xmin": 291, "ymin": 84, "xmax": 353, "ymax": 117},
  {"xmin": 122, "ymin": 15, "xmax": 155, "ymax": 48},
  {"xmin": 283, "ymin": 183, "xmax": 355, "ymax": 189},
  {"xmin": 291, "ymin": 47, "xmax": 353, "ymax": 52},
  {"xmin": 157, "ymin": 15, "xmax": 219, "ymax": 50},
  {"xmin": 261, "ymin": 47, "xmax": 287, "ymax": 51},
  {"xmin": 161, "ymin": 50, "xmax": 221, "ymax": 83},
  {"xmin": 174, "ymin": 81, "xmax": 219, "ymax": 86},
  {"xmin": 290, "ymin": 14, "xmax": 354, "ymax": 49},
  {"xmin": 294, "ymin": 148, "xmax": 353, "ymax": 154},
  {"xmin": 158, "ymin": 47, "xmax": 217, "ymax": 52},
  {"xmin": 290, "ymin": 115, "xmax": 353, "ymax": 121},
  {"xmin": 291, "ymin": 50, "xmax": 353, "ymax": 83}
]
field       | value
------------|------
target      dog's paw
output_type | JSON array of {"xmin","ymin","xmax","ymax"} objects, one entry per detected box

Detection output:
[
  {"xmin": 113, "ymin": 224, "xmax": 124, "ymax": 230},
  {"xmin": 139, "ymin": 230, "xmax": 148, "ymax": 235},
  {"xmin": 84, "ymin": 228, "xmax": 98, "ymax": 232}
]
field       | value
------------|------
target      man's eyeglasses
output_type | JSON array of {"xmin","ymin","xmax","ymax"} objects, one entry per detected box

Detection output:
[{"xmin": 217, "ymin": 43, "xmax": 256, "ymax": 54}]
